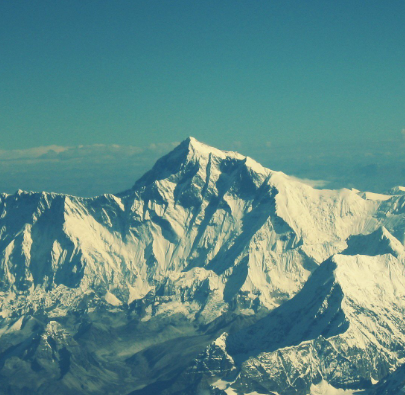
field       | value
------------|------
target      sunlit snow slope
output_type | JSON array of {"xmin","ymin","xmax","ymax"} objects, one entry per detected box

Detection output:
[{"xmin": 0, "ymin": 137, "xmax": 405, "ymax": 395}]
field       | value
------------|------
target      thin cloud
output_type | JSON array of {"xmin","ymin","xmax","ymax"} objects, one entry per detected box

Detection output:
[
  {"xmin": 148, "ymin": 142, "xmax": 180, "ymax": 154},
  {"xmin": 0, "ymin": 143, "xmax": 179, "ymax": 163},
  {"xmin": 0, "ymin": 142, "xmax": 180, "ymax": 196},
  {"xmin": 288, "ymin": 175, "xmax": 330, "ymax": 188},
  {"xmin": 0, "ymin": 145, "xmax": 68, "ymax": 161}
]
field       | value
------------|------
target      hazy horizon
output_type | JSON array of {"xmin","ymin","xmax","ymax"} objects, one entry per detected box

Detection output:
[{"xmin": 0, "ymin": 135, "xmax": 404, "ymax": 197}]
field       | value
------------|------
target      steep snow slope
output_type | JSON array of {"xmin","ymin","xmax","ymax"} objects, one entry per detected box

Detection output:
[
  {"xmin": 0, "ymin": 138, "xmax": 380, "ymax": 318},
  {"xmin": 164, "ymin": 252, "xmax": 405, "ymax": 395},
  {"xmin": 342, "ymin": 226, "xmax": 404, "ymax": 257},
  {"xmin": 0, "ymin": 137, "xmax": 404, "ymax": 394}
]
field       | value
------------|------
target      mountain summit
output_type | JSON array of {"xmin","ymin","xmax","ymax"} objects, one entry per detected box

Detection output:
[{"xmin": 0, "ymin": 138, "xmax": 404, "ymax": 394}]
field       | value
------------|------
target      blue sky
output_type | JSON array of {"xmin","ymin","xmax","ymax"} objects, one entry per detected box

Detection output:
[{"xmin": 1, "ymin": 1, "xmax": 405, "ymax": 195}]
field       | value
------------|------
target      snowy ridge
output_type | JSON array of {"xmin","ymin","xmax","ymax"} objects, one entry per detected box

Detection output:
[
  {"xmin": 0, "ymin": 137, "xmax": 405, "ymax": 395},
  {"xmin": 166, "ymin": 252, "xmax": 405, "ymax": 395}
]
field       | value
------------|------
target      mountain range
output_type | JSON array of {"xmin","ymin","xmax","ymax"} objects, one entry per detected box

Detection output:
[{"xmin": 0, "ymin": 137, "xmax": 404, "ymax": 395}]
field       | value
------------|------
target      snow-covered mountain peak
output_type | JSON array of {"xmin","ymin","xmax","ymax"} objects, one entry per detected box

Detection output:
[
  {"xmin": 2, "ymin": 139, "xmax": 405, "ymax": 395},
  {"xmin": 128, "ymin": 137, "xmax": 271, "ymax": 192},
  {"xmin": 186, "ymin": 136, "xmax": 237, "ymax": 159},
  {"xmin": 342, "ymin": 226, "xmax": 404, "ymax": 257},
  {"xmin": 390, "ymin": 185, "xmax": 405, "ymax": 195},
  {"xmin": 180, "ymin": 248, "xmax": 405, "ymax": 395}
]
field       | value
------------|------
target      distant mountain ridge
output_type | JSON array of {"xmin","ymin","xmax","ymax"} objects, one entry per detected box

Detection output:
[{"xmin": 0, "ymin": 137, "xmax": 404, "ymax": 394}]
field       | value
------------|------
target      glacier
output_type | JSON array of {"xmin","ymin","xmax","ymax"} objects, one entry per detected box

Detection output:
[{"xmin": 0, "ymin": 137, "xmax": 404, "ymax": 394}]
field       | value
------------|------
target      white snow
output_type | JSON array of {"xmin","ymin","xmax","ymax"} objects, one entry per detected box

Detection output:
[
  {"xmin": 1, "ymin": 137, "xmax": 405, "ymax": 394},
  {"xmin": 310, "ymin": 381, "xmax": 356, "ymax": 395},
  {"xmin": 359, "ymin": 191, "xmax": 392, "ymax": 201},
  {"xmin": 104, "ymin": 291, "xmax": 122, "ymax": 306}
]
